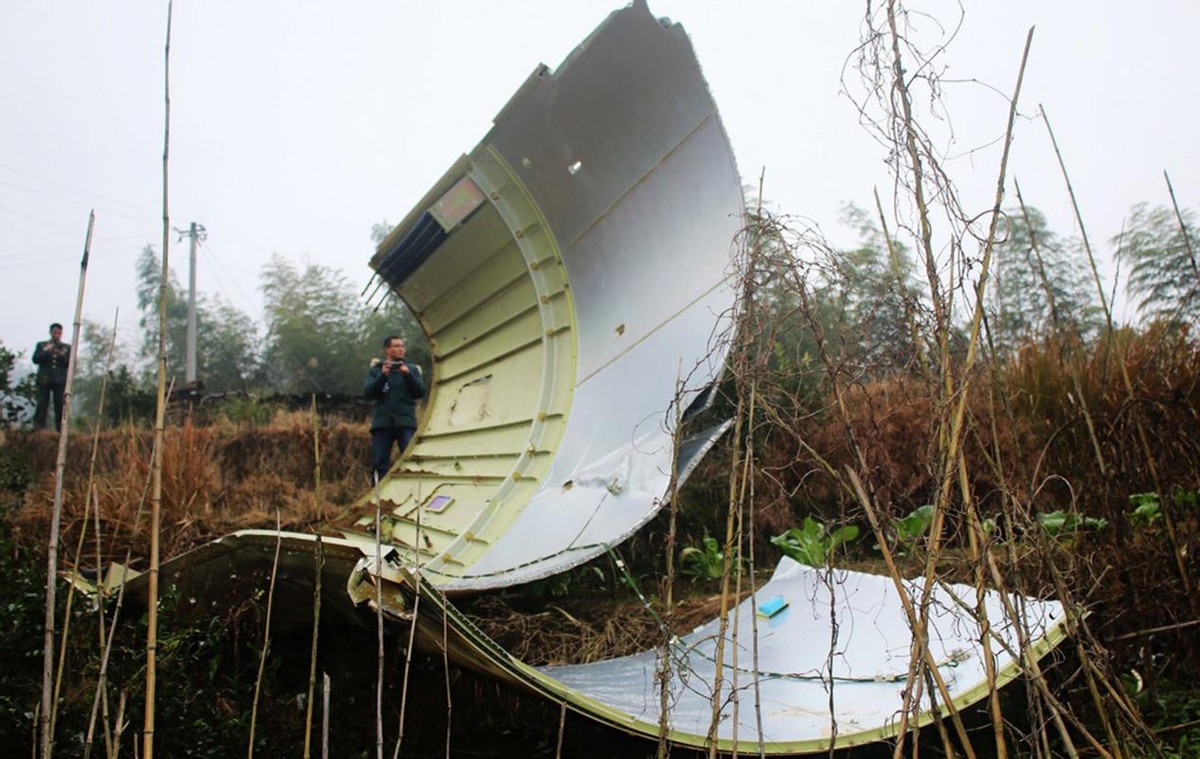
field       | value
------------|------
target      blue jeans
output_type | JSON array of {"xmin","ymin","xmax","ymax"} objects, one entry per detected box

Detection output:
[{"xmin": 371, "ymin": 427, "xmax": 414, "ymax": 484}]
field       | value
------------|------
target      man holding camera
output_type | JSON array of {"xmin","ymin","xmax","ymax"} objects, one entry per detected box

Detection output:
[
  {"xmin": 32, "ymin": 322, "xmax": 71, "ymax": 432},
  {"xmin": 364, "ymin": 335, "xmax": 426, "ymax": 484}
]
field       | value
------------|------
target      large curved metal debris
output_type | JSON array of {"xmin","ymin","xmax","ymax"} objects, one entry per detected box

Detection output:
[
  {"xmin": 383, "ymin": 557, "xmax": 1067, "ymax": 755},
  {"xmin": 107, "ymin": 532, "xmax": 1068, "ymax": 755},
  {"xmin": 336, "ymin": 0, "xmax": 744, "ymax": 592}
]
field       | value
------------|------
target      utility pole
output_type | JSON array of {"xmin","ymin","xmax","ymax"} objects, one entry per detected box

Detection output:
[{"xmin": 175, "ymin": 222, "xmax": 206, "ymax": 384}]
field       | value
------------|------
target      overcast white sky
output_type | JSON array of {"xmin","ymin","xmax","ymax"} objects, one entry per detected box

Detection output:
[{"xmin": 2, "ymin": 1, "xmax": 1197, "ymax": 368}]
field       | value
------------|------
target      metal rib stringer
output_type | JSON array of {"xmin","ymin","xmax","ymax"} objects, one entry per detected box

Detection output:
[{"xmin": 352, "ymin": 149, "xmax": 579, "ymax": 587}]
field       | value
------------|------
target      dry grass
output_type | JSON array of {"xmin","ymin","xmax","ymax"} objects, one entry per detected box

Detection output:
[{"xmin": 9, "ymin": 413, "xmax": 369, "ymax": 567}]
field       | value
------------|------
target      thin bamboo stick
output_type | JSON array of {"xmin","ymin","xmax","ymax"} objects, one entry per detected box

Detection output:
[
  {"xmin": 83, "ymin": 529, "xmax": 140, "ymax": 759},
  {"xmin": 1163, "ymin": 170, "xmax": 1199, "ymax": 282},
  {"xmin": 393, "ymin": 601, "xmax": 423, "ymax": 759},
  {"xmin": 959, "ymin": 459, "xmax": 1006, "ymax": 759},
  {"xmin": 442, "ymin": 568, "xmax": 452, "ymax": 759},
  {"xmin": 247, "ymin": 509, "xmax": 282, "ymax": 758},
  {"xmin": 374, "ymin": 476, "xmax": 385, "ymax": 759},
  {"xmin": 311, "ymin": 393, "xmax": 323, "ymax": 515},
  {"xmin": 879, "ymin": 5, "xmax": 961, "ymax": 743},
  {"xmin": 40, "ymin": 209, "xmax": 95, "ymax": 759},
  {"xmin": 84, "ymin": 421, "xmax": 162, "ymax": 759},
  {"xmin": 303, "ymin": 536, "xmax": 324, "ymax": 759},
  {"xmin": 1012, "ymin": 179, "xmax": 1108, "ymax": 475},
  {"xmin": 707, "ymin": 300, "xmax": 748, "ymax": 758},
  {"xmin": 554, "ymin": 702, "xmax": 567, "ymax": 759},
  {"xmin": 113, "ymin": 690, "xmax": 127, "ymax": 759},
  {"xmin": 738, "ymin": 171, "xmax": 768, "ymax": 759},
  {"xmin": 1039, "ymin": 104, "xmax": 1113, "ymax": 333},
  {"xmin": 143, "ymin": 4, "xmax": 175, "ymax": 756},
  {"xmin": 394, "ymin": 492, "xmax": 424, "ymax": 759},
  {"xmin": 654, "ymin": 373, "xmax": 686, "ymax": 758},
  {"xmin": 891, "ymin": 20, "xmax": 1033, "ymax": 758},
  {"xmin": 743, "ymin": 384, "xmax": 766, "ymax": 759},
  {"xmin": 322, "ymin": 673, "xmax": 330, "ymax": 759},
  {"xmin": 1047, "ymin": 109, "xmax": 1191, "ymax": 603},
  {"xmin": 52, "ymin": 309, "xmax": 120, "ymax": 746}
]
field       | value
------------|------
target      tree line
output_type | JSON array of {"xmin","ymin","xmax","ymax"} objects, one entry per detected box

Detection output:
[
  {"xmin": 746, "ymin": 198, "xmax": 1197, "ymax": 395},
  {"xmin": 1, "ymin": 223, "xmax": 432, "ymax": 427},
  {"xmin": 1, "ymin": 199, "xmax": 1196, "ymax": 429}
]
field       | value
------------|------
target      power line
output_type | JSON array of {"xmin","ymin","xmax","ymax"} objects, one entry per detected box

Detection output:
[
  {"xmin": 0, "ymin": 231, "xmax": 155, "ymax": 263},
  {"xmin": 0, "ymin": 163, "xmax": 160, "ymax": 219},
  {"xmin": 0, "ymin": 242, "xmax": 145, "ymax": 271}
]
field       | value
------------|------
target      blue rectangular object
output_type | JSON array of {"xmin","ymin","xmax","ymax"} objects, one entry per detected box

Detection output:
[{"xmin": 757, "ymin": 595, "xmax": 788, "ymax": 618}]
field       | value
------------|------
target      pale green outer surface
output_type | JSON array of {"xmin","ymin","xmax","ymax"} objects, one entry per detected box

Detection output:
[{"xmin": 337, "ymin": 0, "xmax": 743, "ymax": 593}]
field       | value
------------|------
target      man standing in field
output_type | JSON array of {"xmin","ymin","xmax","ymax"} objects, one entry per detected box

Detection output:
[
  {"xmin": 364, "ymin": 335, "xmax": 425, "ymax": 484},
  {"xmin": 32, "ymin": 322, "xmax": 70, "ymax": 432}
]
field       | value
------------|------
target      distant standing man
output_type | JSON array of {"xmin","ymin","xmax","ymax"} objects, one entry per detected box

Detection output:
[
  {"xmin": 365, "ymin": 335, "xmax": 426, "ymax": 484},
  {"xmin": 33, "ymin": 322, "xmax": 71, "ymax": 431}
]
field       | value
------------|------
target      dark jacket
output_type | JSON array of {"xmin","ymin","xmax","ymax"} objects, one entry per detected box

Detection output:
[
  {"xmin": 364, "ymin": 359, "xmax": 426, "ymax": 431},
  {"xmin": 33, "ymin": 340, "xmax": 70, "ymax": 386}
]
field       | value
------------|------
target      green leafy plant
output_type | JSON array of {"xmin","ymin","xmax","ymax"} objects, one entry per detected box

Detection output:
[
  {"xmin": 1128, "ymin": 488, "xmax": 1199, "ymax": 528},
  {"xmin": 1174, "ymin": 487, "xmax": 1199, "ymax": 510},
  {"xmin": 1128, "ymin": 492, "xmax": 1163, "ymax": 526},
  {"xmin": 527, "ymin": 564, "xmax": 609, "ymax": 598},
  {"xmin": 771, "ymin": 516, "xmax": 859, "ymax": 567},
  {"xmin": 679, "ymin": 534, "xmax": 728, "ymax": 580},
  {"xmin": 874, "ymin": 504, "xmax": 933, "ymax": 556},
  {"xmin": 1038, "ymin": 510, "xmax": 1108, "ymax": 542}
]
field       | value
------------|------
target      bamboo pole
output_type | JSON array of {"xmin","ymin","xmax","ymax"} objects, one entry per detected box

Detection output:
[
  {"xmin": 655, "ymin": 439, "xmax": 681, "ymax": 758},
  {"xmin": 303, "ymin": 536, "xmax": 324, "ymax": 759},
  {"xmin": 394, "ymin": 491, "xmax": 424, "ymax": 759},
  {"xmin": 442, "ymin": 569, "xmax": 452, "ymax": 759},
  {"xmin": 878, "ymin": 9, "xmax": 960, "ymax": 750},
  {"xmin": 655, "ymin": 368, "xmax": 691, "ymax": 758},
  {"xmin": 742, "ymin": 295, "xmax": 766, "ymax": 758},
  {"xmin": 144, "ymin": 3, "xmax": 174, "ymax": 756},
  {"xmin": 92, "ymin": 416, "xmax": 115, "ymax": 758},
  {"xmin": 247, "ymin": 509, "xmax": 282, "ymax": 758},
  {"xmin": 889, "ymin": 19, "xmax": 1033, "ymax": 757},
  {"xmin": 740, "ymin": 171, "xmax": 768, "ymax": 759},
  {"xmin": 742, "ymin": 386, "xmax": 766, "ymax": 759},
  {"xmin": 311, "ymin": 393, "xmax": 323, "ymax": 515},
  {"xmin": 113, "ymin": 690, "xmax": 127, "ymax": 759},
  {"xmin": 373, "ymin": 476, "xmax": 385, "ymax": 759},
  {"xmin": 40, "ymin": 209, "xmax": 95, "ymax": 759},
  {"xmin": 1039, "ymin": 104, "xmax": 1113, "ymax": 333},
  {"xmin": 392, "ymin": 585, "xmax": 423, "ymax": 759},
  {"xmin": 1164, "ymin": 170, "xmax": 1200, "ymax": 283},
  {"xmin": 1046, "ymin": 108, "xmax": 1191, "ymax": 599},
  {"xmin": 322, "ymin": 673, "xmax": 331, "ymax": 759},
  {"xmin": 84, "ymin": 421, "xmax": 162, "ymax": 759},
  {"xmin": 1012, "ymin": 179, "xmax": 1108, "ymax": 475},
  {"xmin": 51, "ymin": 308, "xmax": 119, "ymax": 744},
  {"xmin": 959, "ymin": 458, "xmax": 1006, "ymax": 758},
  {"xmin": 554, "ymin": 702, "xmax": 567, "ymax": 759},
  {"xmin": 83, "ymin": 527, "xmax": 140, "ymax": 759},
  {"xmin": 706, "ymin": 278, "xmax": 750, "ymax": 758}
]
